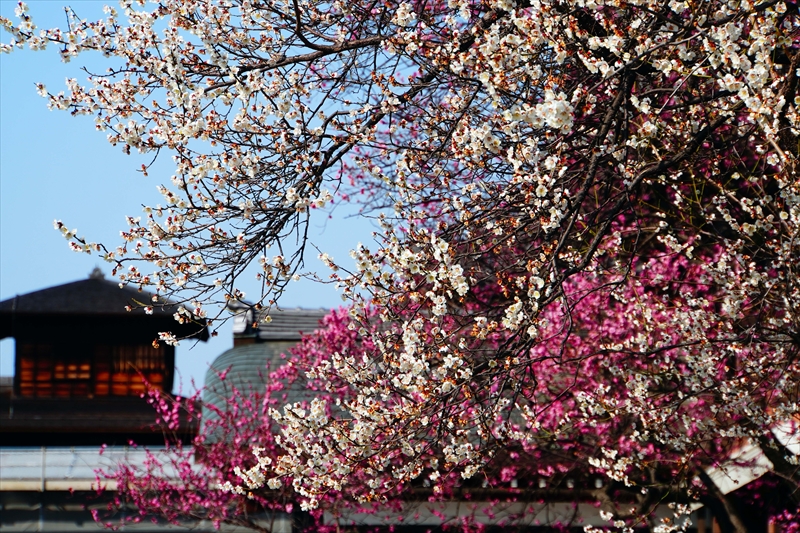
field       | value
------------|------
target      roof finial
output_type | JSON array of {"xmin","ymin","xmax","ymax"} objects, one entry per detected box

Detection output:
[{"xmin": 89, "ymin": 267, "xmax": 105, "ymax": 280}]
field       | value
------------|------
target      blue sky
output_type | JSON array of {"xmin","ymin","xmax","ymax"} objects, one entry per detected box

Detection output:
[{"xmin": 0, "ymin": 0, "xmax": 374, "ymax": 389}]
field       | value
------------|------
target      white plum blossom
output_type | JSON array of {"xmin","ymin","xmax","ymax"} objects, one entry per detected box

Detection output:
[{"xmin": 391, "ymin": 3, "xmax": 416, "ymax": 26}]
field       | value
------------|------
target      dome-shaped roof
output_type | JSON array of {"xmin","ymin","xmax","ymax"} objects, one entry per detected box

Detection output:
[
  {"xmin": 204, "ymin": 341, "xmax": 297, "ymax": 405},
  {"xmin": 202, "ymin": 309, "xmax": 329, "ymax": 427}
]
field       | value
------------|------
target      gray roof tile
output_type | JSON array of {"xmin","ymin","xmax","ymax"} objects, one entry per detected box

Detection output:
[
  {"xmin": 232, "ymin": 307, "xmax": 329, "ymax": 341},
  {"xmin": 0, "ymin": 277, "xmax": 178, "ymax": 316}
]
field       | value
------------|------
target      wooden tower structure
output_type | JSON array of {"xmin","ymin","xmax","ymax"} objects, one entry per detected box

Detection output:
[{"xmin": 0, "ymin": 268, "xmax": 207, "ymax": 445}]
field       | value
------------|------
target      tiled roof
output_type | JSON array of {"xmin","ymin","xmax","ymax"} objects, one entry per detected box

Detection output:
[
  {"xmin": 0, "ymin": 272, "xmax": 209, "ymax": 340},
  {"xmin": 232, "ymin": 307, "xmax": 329, "ymax": 341},
  {"xmin": 0, "ymin": 277, "xmax": 178, "ymax": 316},
  {"xmin": 204, "ymin": 342, "xmax": 298, "ymax": 395}
]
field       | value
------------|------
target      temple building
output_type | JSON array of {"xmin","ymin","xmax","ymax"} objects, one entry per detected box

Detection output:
[
  {"xmin": 0, "ymin": 268, "xmax": 206, "ymax": 446},
  {"xmin": 0, "ymin": 269, "xmax": 207, "ymax": 531}
]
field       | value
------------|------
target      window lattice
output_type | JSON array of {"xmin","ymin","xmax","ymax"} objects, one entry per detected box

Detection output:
[{"xmin": 17, "ymin": 343, "xmax": 167, "ymax": 398}]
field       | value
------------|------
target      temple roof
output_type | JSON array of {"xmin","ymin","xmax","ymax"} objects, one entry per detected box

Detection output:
[
  {"xmin": 1, "ymin": 275, "xmax": 168, "ymax": 316},
  {"xmin": 0, "ymin": 269, "xmax": 208, "ymax": 340},
  {"xmin": 232, "ymin": 306, "xmax": 329, "ymax": 341}
]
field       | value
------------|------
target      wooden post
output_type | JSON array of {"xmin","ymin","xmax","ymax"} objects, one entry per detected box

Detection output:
[{"xmin": 697, "ymin": 513, "xmax": 706, "ymax": 533}]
